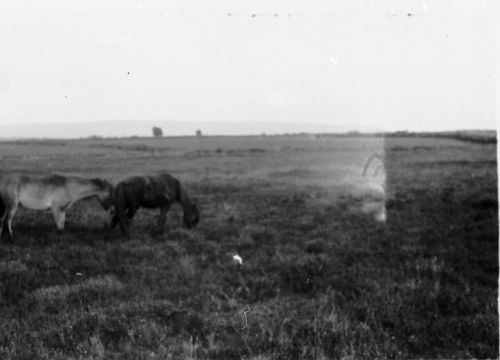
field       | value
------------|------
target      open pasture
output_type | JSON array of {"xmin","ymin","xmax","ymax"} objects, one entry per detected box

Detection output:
[{"xmin": 0, "ymin": 135, "xmax": 497, "ymax": 359}]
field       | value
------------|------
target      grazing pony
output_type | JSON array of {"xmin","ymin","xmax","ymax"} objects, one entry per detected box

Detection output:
[
  {"xmin": 0, "ymin": 174, "xmax": 113, "ymax": 240},
  {"xmin": 111, "ymin": 173, "xmax": 199, "ymax": 237}
]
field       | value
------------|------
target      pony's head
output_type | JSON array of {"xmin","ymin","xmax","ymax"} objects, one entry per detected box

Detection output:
[
  {"xmin": 183, "ymin": 203, "xmax": 200, "ymax": 229},
  {"xmin": 91, "ymin": 178, "xmax": 114, "ymax": 210}
]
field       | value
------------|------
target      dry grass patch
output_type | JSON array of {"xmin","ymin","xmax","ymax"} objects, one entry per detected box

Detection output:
[
  {"xmin": 33, "ymin": 275, "xmax": 124, "ymax": 303},
  {"xmin": 0, "ymin": 260, "xmax": 28, "ymax": 275}
]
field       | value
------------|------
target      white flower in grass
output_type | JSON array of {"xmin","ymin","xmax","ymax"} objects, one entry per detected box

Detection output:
[{"xmin": 233, "ymin": 254, "xmax": 243, "ymax": 265}]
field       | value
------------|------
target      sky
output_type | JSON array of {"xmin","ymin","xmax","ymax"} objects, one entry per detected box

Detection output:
[{"xmin": 0, "ymin": 0, "xmax": 496, "ymax": 136}]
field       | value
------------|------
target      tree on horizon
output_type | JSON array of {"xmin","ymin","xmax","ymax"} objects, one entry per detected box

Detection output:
[{"xmin": 152, "ymin": 126, "xmax": 163, "ymax": 137}]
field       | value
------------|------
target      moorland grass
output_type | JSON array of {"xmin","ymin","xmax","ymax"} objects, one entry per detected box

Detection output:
[{"xmin": 0, "ymin": 136, "xmax": 497, "ymax": 359}]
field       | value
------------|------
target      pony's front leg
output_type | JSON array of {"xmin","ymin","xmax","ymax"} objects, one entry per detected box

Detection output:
[
  {"xmin": 119, "ymin": 218, "xmax": 131, "ymax": 239},
  {"xmin": 0, "ymin": 206, "xmax": 6, "ymax": 240},
  {"xmin": 110, "ymin": 214, "xmax": 119, "ymax": 229},
  {"xmin": 117, "ymin": 206, "xmax": 133, "ymax": 239},
  {"xmin": 51, "ymin": 206, "xmax": 66, "ymax": 231},
  {"xmin": 2, "ymin": 202, "xmax": 19, "ymax": 242},
  {"xmin": 120, "ymin": 204, "xmax": 139, "ymax": 238},
  {"xmin": 157, "ymin": 203, "xmax": 173, "ymax": 234},
  {"xmin": 0, "ymin": 204, "xmax": 10, "ymax": 242}
]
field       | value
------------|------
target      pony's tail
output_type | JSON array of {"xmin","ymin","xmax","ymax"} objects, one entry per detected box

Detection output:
[{"xmin": 114, "ymin": 184, "xmax": 129, "ymax": 236}]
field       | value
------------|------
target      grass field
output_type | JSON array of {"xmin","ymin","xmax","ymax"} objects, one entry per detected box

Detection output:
[{"xmin": 0, "ymin": 134, "xmax": 497, "ymax": 359}]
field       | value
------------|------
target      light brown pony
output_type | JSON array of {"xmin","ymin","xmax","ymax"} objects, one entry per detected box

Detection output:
[
  {"xmin": 0, "ymin": 174, "xmax": 113, "ymax": 240},
  {"xmin": 111, "ymin": 172, "xmax": 199, "ymax": 238}
]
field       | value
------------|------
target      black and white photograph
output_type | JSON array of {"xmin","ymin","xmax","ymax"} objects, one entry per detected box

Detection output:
[{"xmin": 0, "ymin": 0, "xmax": 497, "ymax": 359}]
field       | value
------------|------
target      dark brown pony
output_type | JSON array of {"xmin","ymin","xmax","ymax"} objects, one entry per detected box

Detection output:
[{"xmin": 111, "ymin": 173, "xmax": 199, "ymax": 237}]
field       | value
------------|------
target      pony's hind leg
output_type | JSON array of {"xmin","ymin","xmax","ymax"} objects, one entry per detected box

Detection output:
[{"xmin": 51, "ymin": 206, "xmax": 66, "ymax": 231}]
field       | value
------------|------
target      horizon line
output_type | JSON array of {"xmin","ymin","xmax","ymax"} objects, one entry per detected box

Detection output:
[{"xmin": 0, "ymin": 129, "xmax": 495, "ymax": 141}]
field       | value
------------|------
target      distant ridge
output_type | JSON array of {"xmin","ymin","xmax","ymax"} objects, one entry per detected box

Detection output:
[
  {"xmin": 0, "ymin": 121, "xmax": 494, "ymax": 142},
  {"xmin": 0, "ymin": 120, "xmax": 380, "ymax": 139},
  {"xmin": 380, "ymin": 130, "xmax": 497, "ymax": 144}
]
